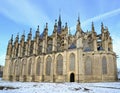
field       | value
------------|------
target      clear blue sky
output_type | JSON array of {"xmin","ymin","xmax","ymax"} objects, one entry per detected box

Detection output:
[{"xmin": 0, "ymin": 0, "xmax": 120, "ymax": 68}]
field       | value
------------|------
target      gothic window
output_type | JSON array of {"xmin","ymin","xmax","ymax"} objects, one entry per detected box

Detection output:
[
  {"xmin": 28, "ymin": 58, "xmax": 32, "ymax": 75},
  {"xmin": 69, "ymin": 53, "xmax": 75, "ymax": 71},
  {"xmin": 10, "ymin": 61, "xmax": 13, "ymax": 75},
  {"xmin": 85, "ymin": 57, "xmax": 92, "ymax": 75},
  {"xmin": 22, "ymin": 59, "xmax": 27, "ymax": 75},
  {"xmin": 56, "ymin": 54, "xmax": 63, "ymax": 75},
  {"xmin": 13, "ymin": 60, "xmax": 17, "ymax": 74},
  {"xmin": 102, "ymin": 56, "xmax": 107, "ymax": 74},
  {"xmin": 36, "ymin": 57, "xmax": 41, "ymax": 76},
  {"xmin": 14, "ymin": 60, "xmax": 18, "ymax": 75},
  {"xmin": 46, "ymin": 56, "xmax": 52, "ymax": 75}
]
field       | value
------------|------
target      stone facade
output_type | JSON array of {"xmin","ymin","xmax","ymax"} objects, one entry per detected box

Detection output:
[{"xmin": 3, "ymin": 15, "xmax": 117, "ymax": 82}]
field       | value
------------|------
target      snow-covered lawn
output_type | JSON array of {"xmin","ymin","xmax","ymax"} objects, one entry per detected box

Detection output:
[{"xmin": 0, "ymin": 79, "xmax": 120, "ymax": 93}]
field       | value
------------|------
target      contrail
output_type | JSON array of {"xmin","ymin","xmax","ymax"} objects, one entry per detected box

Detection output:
[
  {"xmin": 71, "ymin": 8, "xmax": 120, "ymax": 31},
  {"xmin": 82, "ymin": 8, "xmax": 120, "ymax": 25}
]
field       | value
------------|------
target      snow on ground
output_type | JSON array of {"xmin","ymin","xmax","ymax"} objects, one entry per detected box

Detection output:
[{"xmin": 0, "ymin": 79, "xmax": 120, "ymax": 93}]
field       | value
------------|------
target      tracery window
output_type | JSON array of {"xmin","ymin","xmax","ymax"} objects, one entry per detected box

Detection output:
[
  {"xmin": 69, "ymin": 53, "xmax": 75, "ymax": 71},
  {"xmin": 102, "ymin": 56, "xmax": 107, "ymax": 74},
  {"xmin": 56, "ymin": 54, "xmax": 63, "ymax": 75},
  {"xmin": 85, "ymin": 57, "xmax": 92, "ymax": 75},
  {"xmin": 46, "ymin": 56, "xmax": 52, "ymax": 75},
  {"xmin": 28, "ymin": 58, "xmax": 32, "ymax": 75},
  {"xmin": 36, "ymin": 57, "xmax": 41, "ymax": 76},
  {"xmin": 22, "ymin": 59, "xmax": 27, "ymax": 75}
]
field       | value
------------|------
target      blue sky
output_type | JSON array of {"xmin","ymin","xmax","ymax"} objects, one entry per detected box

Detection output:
[{"xmin": 0, "ymin": 0, "xmax": 120, "ymax": 68}]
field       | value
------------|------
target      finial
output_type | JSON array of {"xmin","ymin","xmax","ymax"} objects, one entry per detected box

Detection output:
[
  {"xmin": 30, "ymin": 28, "xmax": 32, "ymax": 34},
  {"xmin": 37, "ymin": 25, "xmax": 39, "ymax": 31},
  {"xmin": 92, "ymin": 21, "xmax": 94, "ymax": 31},
  {"xmin": 65, "ymin": 22, "xmax": 68, "ymax": 28},
  {"xmin": 46, "ymin": 23, "xmax": 48, "ymax": 29}
]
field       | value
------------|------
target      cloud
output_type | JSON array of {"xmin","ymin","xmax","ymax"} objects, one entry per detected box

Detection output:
[
  {"xmin": 82, "ymin": 8, "xmax": 120, "ymax": 26},
  {"xmin": 71, "ymin": 8, "xmax": 120, "ymax": 31},
  {"xmin": 0, "ymin": 0, "xmax": 52, "ymax": 29}
]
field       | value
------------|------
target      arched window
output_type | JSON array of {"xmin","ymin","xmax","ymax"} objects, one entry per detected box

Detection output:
[
  {"xmin": 69, "ymin": 53, "xmax": 75, "ymax": 71},
  {"xmin": 15, "ymin": 60, "xmax": 19, "ymax": 76},
  {"xmin": 10, "ymin": 62, "xmax": 13, "ymax": 75},
  {"xmin": 46, "ymin": 56, "xmax": 52, "ymax": 75},
  {"xmin": 28, "ymin": 58, "xmax": 32, "ymax": 75},
  {"xmin": 102, "ymin": 56, "xmax": 107, "ymax": 74},
  {"xmin": 85, "ymin": 57, "xmax": 92, "ymax": 75},
  {"xmin": 36, "ymin": 57, "xmax": 41, "ymax": 76},
  {"xmin": 14, "ymin": 60, "xmax": 18, "ymax": 75},
  {"xmin": 56, "ymin": 54, "xmax": 63, "ymax": 75},
  {"xmin": 22, "ymin": 59, "xmax": 27, "ymax": 75}
]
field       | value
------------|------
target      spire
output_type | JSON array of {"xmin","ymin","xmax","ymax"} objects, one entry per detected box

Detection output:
[
  {"xmin": 16, "ymin": 33, "xmax": 19, "ymax": 42},
  {"xmin": 28, "ymin": 28, "xmax": 32, "ymax": 40},
  {"xmin": 92, "ymin": 22, "xmax": 95, "ymax": 32},
  {"xmin": 9, "ymin": 34, "xmax": 13, "ymax": 44},
  {"xmin": 76, "ymin": 14, "xmax": 81, "ymax": 32},
  {"xmin": 78, "ymin": 14, "xmax": 81, "ymax": 25},
  {"xmin": 65, "ymin": 22, "xmax": 68, "ymax": 29},
  {"xmin": 37, "ymin": 25, "xmax": 39, "ymax": 32},
  {"xmin": 101, "ymin": 22, "xmax": 104, "ymax": 33},
  {"xmin": 45, "ymin": 23, "xmax": 48, "ymax": 30},
  {"xmin": 58, "ymin": 12, "xmax": 62, "ymax": 33},
  {"xmin": 54, "ymin": 19, "xmax": 57, "ymax": 32},
  {"xmin": 21, "ymin": 30, "xmax": 25, "ymax": 41}
]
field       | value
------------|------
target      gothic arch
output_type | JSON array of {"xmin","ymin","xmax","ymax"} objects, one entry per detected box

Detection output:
[
  {"xmin": 14, "ymin": 60, "xmax": 17, "ymax": 75},
  {"xmin": 28, "ymin": 58, "xmax": 32, "ymax": 76},
  {"xmin": 36, "ymin": 57, "xmax": 41, "ymax": 76},
  {"xmin": 9, "ymin": 61, "xmax": 13, "ymax": 75},
  {"xmin": 85, "ymin": 56, "xmax": 92, "ymax": 75},
  {"xmin": 13, "ymin": 60, "xmax": 19, "ymax": 76},
  {"xmin": 56, "ymin": 54, "xmax": 63, "ymax": 75},
  {"xmin": 22, "ymin": 59, "xmax": 27, "ymax": 75},
  {"xmin": 102, "ymin": 56, "xmax": 107, "ymax": 74},
  {"xmin": 46, "ymin": 56, "xmax": 52, "ymax": 76},
  {"xmin": 69, "ymin": 53, "xmax": 75, "ymax": 71}
]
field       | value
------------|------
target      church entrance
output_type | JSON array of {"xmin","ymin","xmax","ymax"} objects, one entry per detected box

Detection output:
[{"xmin": 70, "ymin": 73, "xmax": 75, "ymax": 82}]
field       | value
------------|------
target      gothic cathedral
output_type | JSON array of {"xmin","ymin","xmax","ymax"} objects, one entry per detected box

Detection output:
[{"xmin": 3, "ymin": 15, "xmax": 117, "ymax": 82}]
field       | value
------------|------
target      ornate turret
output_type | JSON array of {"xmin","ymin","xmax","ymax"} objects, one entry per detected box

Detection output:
[
  {"xmin": 14, "ymin": 33, "xmax": 19, "ymax": 43},
  {"xmin": 7, "ymin": 34, "xmax": 13, "ymax": 56},
  {"xmin": 92, "ymin": 22, "xmax": 95, "ymax": 32},
  {"xmin": 101, "ymin": 22, "xmax": 104, "ymax": 33},
  {"xmin": 21, "ymin": 31, "xmax": 25, "ymax": 42},
  {"xmin": 76, "ymin": 15, "xmax": 81, "ymax": 32},
  {"xmin": 53, "ymin": 20, "xmax": 57, "ymax": 33},
  {"xmin": 27, "ymin": 28, "xmax": 32, "ymax": 40},
  {"xmin": 35, "ymin": 25, "xmax": 40, "ymax": 38}
]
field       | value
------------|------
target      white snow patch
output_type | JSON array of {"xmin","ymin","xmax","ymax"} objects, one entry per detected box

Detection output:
[{"xmin": 0, "ymin": 79, "xmax": 120, "ymax": 93}]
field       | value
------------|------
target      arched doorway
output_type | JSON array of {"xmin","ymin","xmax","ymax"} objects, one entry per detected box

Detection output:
[{"xmin": 70, "ymin": 73, "xmax": 75, "ymax": 82}]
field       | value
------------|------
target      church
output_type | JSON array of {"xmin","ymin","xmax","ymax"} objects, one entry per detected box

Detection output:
[{"xmin": 3, "ymin": 15, "xmax": 117, "ymax": 82}]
